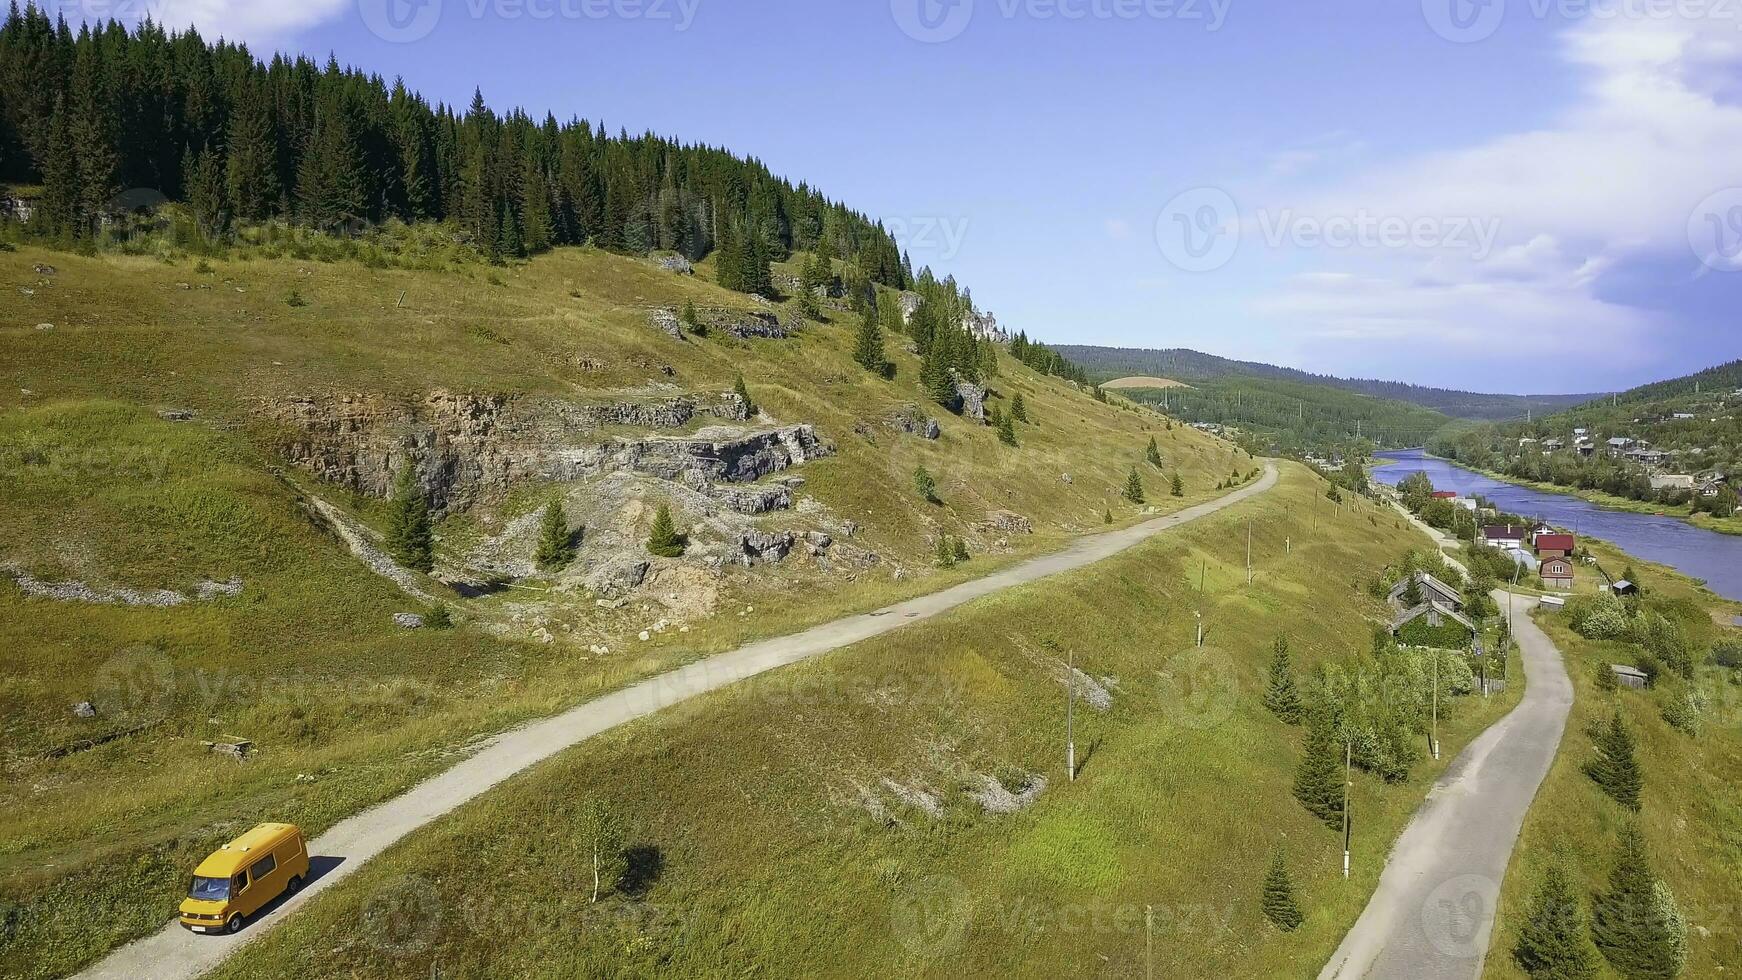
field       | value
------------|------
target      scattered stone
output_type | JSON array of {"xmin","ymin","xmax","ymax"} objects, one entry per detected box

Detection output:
[
  {"xmin": 35, "ymin": 323, "xmax": 53, "ymax": 331},
  {"xmin": 804, "ymin": 531, "xmax": 834, "ymax": 556},
  {"xmin": 195, "ymin": 578, "xmax": 243, "ymax": 599},
  {"xmin": 985, "ymin": 510, "xmax": 1033, "ymax": 535},
  {"xmin": 33, "ymin": 263, "xmax": 55, "ymax": 276},
  {"xmin": 971, "ymin": 772, "xmax": 1048, "ymax": 814},
  {"xmin": 880, "ymin": 777, "xmax": 945, "ymax": 819},
  {"xmin": 393, "ymin": 612, "xmax": 425, "ymax": 629},
  {"xmin": 1063, "ymin": 667, "xmax": 1114, "ymax": 712},
  {"xmin": 698, "ymin": 308, "xmax": 790, "ymax": 339},
  {"xmin": 157, "ymin": 409, "xmax": 196, "ymax": 422},
  {"xmin": 595, "ymin": 598, "xmax": 627, "ymax": 610},
  {"xmin": 638, "ymin": 629, "xmax": 652, "ymax": 642},
  {"xmin": 72, "ymin": 701, "xmax": 96, "ymax": 719},
  {"xmin": 885, "ymin": 406, "xmax": 941, "ymax": 440},
  {"xmin": 738, "ymin": 530, "xmax": 796, "ymax": 566},
  {"xmin": 842, "ymin": 520, "xmax": 859, "ymax": 538},
  {"xmin": 647, "ymin": 308, "xmax": 685, "ymax": 341},
  {"xmin": 1061, "ymin": 473, "xmax": 1073, "ymax": 485},
  {"xmin": 655, "ymin": 254, "xmax": 694, "ymax": 275}
]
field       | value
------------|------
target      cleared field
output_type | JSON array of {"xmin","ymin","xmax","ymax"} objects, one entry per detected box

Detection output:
[{"xmin": 1103, "ymin": 376, "xmax": 1190, "ymax": 390}]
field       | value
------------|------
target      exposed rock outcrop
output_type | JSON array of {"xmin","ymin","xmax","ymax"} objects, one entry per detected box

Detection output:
[
  {"xmin": 267, "ymin": 392, "xmax": 829, "ymax": 514},
  {"xmin": 655, "ymin": 254, "xmax": 694, "ymax": 275},
  {"xmin": 737, "ymin": 529, "xmax": 796, "ymax": 566},
  {"xmin": 584, "ymin": 557, "xmax": 650, "ymax": 598},
  {"xmin": 705, "ymin": 309, "xmax": 791, "ymax": 340},
  {"xmin": 885, "ymin": 406, "xmax": 941, "ymax": 440},
  {"xmin": 985, "ymin": 510, "xmax": 1033, "ymax": 535},
  {"xmin": 953, "ymin": 380, "xmax": 988, "ymax": 423},
  {"xmin": 648, "ymin": 308, "xmax": 685, "ymax": 340}
]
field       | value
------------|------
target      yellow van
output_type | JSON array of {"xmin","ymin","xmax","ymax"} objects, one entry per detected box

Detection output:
[{"xmin": 179, "ymin": 823, "xmax": 310, "ymax": 934}]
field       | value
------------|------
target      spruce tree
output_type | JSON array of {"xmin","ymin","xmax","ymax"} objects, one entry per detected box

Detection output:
[
  {"xmin": 535, "ymin": 500, "xmax": 575, "ymax": 570},
  {"xmin": 185, "ymin": 144, "xmax": 227, "ymax": 237},
  {"xmin": 425, "ymin": 602, "xmax": 453, "ymax": 629},
  {"xmin": 997, "ymin": 409, "xmax": 1018, "ymax": 447},
  {"xmin": 647, "ymin": 503, "xmax": 685, "ymax": 558},
  {"xmin": 1584, "ymin": 711, "xmax": 1642, "ymax": 811},
  {"xmin": 225, "ymin": 80, "xmax": 279, "ymax": 222},
  {"xmin": 853, "ymin": 307, "xmax": 885, "ymax": 374},
  {"xmin": 37, "ymin": 97, "xmax": 79, "ymax": 237},
  {"xmin": 1512, "ymin": 862, "xmax": 1598, "ymax": 979},
  {"xmin": 1263, "ymin": 637, "xmax": 1303, "ymax": 725},
  {"xmin": 1171, "ymin": 472, "xmax": 1185, "ymax": 497},
  {"xmin": 922, "ymin": 345, "xmax": 957, "ymax": 408},
  {"xmin": 1011, "ymin": 392, "xmax": 1028, "ymax": 423},
  {"xmin": 681, "ymin": 299, "xmax": 703, "ymax": 335},
  {"xmin": 68, "ymin": 35, "xmax": 117, "ymax": 222},
  {"xmin": 1123, "ymin": 468, "xmax": 1145, "ymax": 505},
  {"xmin": 384, "ymin": 469, "xmax": 434, "ymax": 573},
  {"xmin": 1103, "ymin": 508, "xmax": 1113, "ymax": 525},
  {"xmin": 914, "ymin": 466, "xmax": 938, "ymax": 503},
  {"xmin": 1146, "ymin": 437, "xmax": 1163, "ymax": 468},
  {"xmin": 1591, "ymin": 825, "xmax": 1686, "ymax": 979},
  {"xmin": 1294, "ymin": 711, "xmax": 1345, "ymax": 829},
  {"xmin": 1261, "ymin": 850, "xmax": 1304, "ymax": 931}
]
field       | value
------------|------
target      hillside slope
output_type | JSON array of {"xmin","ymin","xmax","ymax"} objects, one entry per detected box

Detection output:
[
  {"xmin": 0, "ymin": 239, "xmax": 1255, "ymax": 978},
  {"xmin": 1060, "ymin": 346, "xmax": 1600, "ymax": 421}
]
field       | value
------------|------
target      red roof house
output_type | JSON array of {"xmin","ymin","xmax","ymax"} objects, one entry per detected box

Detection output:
[
  {"xmin": 1535, "ymin": 534, "xmax": 1576, "ymax": 558},
  {"xmin": 1431, "ymin": 491, "xmax": 1458, "ymax": 499}
]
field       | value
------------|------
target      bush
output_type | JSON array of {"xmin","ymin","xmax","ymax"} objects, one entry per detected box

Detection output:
[
  {"xmin": 1711, "ymin": 641, "xmax": 1742, "ymax": 670},
  {"xmin": 1567, "ymin": 592, "xmax": 1629, "ymax": 640},
  {"xmin": 1660, "ymin": 689, "xmax": 1707, "ymax": 736}
]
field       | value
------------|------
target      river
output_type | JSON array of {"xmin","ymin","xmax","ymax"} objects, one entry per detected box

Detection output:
[{"xmin": 1372, "ymin": 449, "xmax": 1742, "ymax": 603}]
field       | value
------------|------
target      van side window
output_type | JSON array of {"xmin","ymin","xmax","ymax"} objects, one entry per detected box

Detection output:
[
  {"xmin": 250, "ymin": 854, "xmax": 277, "ymax": 879},
  {"xmin": 233, "ymin": 871, "xmax": 249, "ymax": 893}
]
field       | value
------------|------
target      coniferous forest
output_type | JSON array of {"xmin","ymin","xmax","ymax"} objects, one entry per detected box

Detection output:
[{"xmin": 0, "ymin": 3, "xmax": 910, "ymax": 285}]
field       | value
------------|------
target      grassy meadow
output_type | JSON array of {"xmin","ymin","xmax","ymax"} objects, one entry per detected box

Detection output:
[
  {"xmin": 1485, "ymin": 539, "xmax": 1742, "ymax": 978},
  {"xmin": 0, "ymin": 238, "xmax": 1251, "ymax": 978},
  {"xmin": 196, "ymin": 465, "xmax": 1523, "ymax": 980}
]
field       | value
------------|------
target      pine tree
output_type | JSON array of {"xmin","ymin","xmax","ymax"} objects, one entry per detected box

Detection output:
[
  {"xmin": 1584, "ymin": 711, "xmax": 1642, "ymax": 811},
  {"xmin": 384, "ymin": 468, "xmax": 434, "ymax": 573},
  {"xmin": 935, "ymin": 536, "xmax": 956, "ymax": 568},
  {"xmin": 521, "ymin": 160, "xmax": 553, "ymax": 253},
  {"xmin": 681, "ymin": 299, "xmax": 703, "ymax": 334},
  {"xmin": 575, "ymin": 796, "xmax": 628, "ymax": 903},
  {"xmin": 922, "ymin": 345, "xmax": 957, "ymax": 408},
  {"xmin": 996, "ymin": 409, "xmax": 1018, "ymax": 447},
  {"xmin": 1261, "ymin": 850, "xmax": 1304, "ymax": 931},
  {"xmin": 535, "ymin": 500, "xmax": 575, "ymax": 570},
  {"xmin": 914, "ymin": 466, "xmax": 938, "ymax": 503},
  {"xmin": 1591, "ymin": 825, "xmax": 1686, "ymax": 978},
  {"xmin": 1264, "ymin": 637, "xmax": 1303, "ymax": 725},
  {"xmin": 852, "ymin": 307, "xmax": 885, "ymax": 374},
  {"xmin": 1171, "ymin": 472, "xmax": 1185, "ymax": 497},
  {"xmin": 1294, "ymin": 711, "xmax": 1345, "ymax": 829},
  {"xmin": 647, "ymin": 503, "xmax": 685, "ymax": 558},
  {"xmin": 1146, "ymin": 437, "xmax": 1163, "ymax": 467},
  {"xmin": 1123, "ymin": 468, "xmax": 1145, "ymax": 505},
  {"xmin": 1512, "ymin": 862, "xmax": 1599, "ymax": 979},
  {"xmin": 1011, "ymin": 392, "xmax": 1028, "ymax": 423},
  {"xmin": 185, "ymin": 144, "xmax": 227, "ymax": 237},
  {"xmin": 733, "ymin": 373, "xmax": 756, "ymax": 416},
  {"xmin": 1103, "ymin": 508, "xmax": 1113, "ymax": 524},
  {"xmin": 36, "ymin": 97, "xmax": 79, "ymax": 237},
  {"xmin": 68, "ymin": 34, "xmax": 117, "ymax": 223},
  {"xmin": 225, "ymin": 79, "xmax": 279, "ymax": 222},
  {"xmin": 425, "ymin": 602, "xmax": 453, "ymax": 629}
]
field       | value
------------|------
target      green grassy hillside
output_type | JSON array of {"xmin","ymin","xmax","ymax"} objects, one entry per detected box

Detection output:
[
  {"xmin": 193, "ymin": 465, "xmax": 1522, "ymax": 980},
  {"xmin": 1486, "ymin": 541, "xmax": 1742, "ymax": 979},
  {"xmin": 0, "ymin": 239, "xmax": 1253, "ymax": 978}
]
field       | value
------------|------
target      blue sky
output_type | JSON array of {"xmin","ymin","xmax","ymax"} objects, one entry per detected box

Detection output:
[{"xmin": 58, "ymin": 0, "xmax": 1742, "ymax": 393}]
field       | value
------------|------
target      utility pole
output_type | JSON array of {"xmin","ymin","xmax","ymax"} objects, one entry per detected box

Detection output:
[
  {"xmin": 1145, "ymin": 905, "xmax": 1154, "ymax": 980},
  {"xmin": 1431, "ymin": 652, "xmax": 1440, "ymax": 760},
  {"xmin": 1246, "ymin": 519, "xmax": 1253, "ymax": 585},
  {"xmin": 1066, "ymin": 647, "xmax": 1076, "ymax": 782},
  {"xmin": 1342, "ymin": 738, "xmax": 1353, "ymax": 879}
]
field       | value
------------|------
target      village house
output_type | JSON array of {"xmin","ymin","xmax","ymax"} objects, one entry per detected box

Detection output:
[
  {"xmin": 1535, "ymin": 533, "xmax": 1576, "ymax": 559},
  {"xmin": 1541, "ymin": 555, "xmax": 1575, "ymax": 589},
  {"xmin": 1651, "ymin": 473, "xmax": 1696, "ymax": 491},
  {"xmin": 1609, "ymin": 665, "xmax": 1648, "ymax": 690},
  {"xmin": 1605, "ymin": 436, "xmax": 1635, "ymax": 458},
  {"xmin": 1478, "ymin": 525, "xmax": 1528, "ymax": 550},
  {"xmin": 1625, "ymin": 447, "xmax": 1669, "ymax": 467},
  {"xmin": 1387, "ymin": 571, "xmax": 1463, "ymax": 609}
]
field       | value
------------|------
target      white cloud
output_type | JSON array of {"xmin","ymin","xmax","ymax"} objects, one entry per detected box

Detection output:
[{"xmin": 1237, "ymin": 11, "xmax": 1742, "ymax": 370}]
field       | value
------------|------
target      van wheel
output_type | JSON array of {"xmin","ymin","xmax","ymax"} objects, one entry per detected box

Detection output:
[
  {"xmin": 286, "ymin": 875, "xmax": 304, "ymax": 896},
  {"xmin": 225, "ymin": 914, "xmax": 244, "ymax": 934}
]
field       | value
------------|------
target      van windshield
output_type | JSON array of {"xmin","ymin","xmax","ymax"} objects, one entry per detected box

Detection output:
[{"xmin": 189, "ymin": 876, "xmax": 230, "ymax": 901}]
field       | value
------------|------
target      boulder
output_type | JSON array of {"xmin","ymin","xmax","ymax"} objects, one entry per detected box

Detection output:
[
  {"xmin": 33, "ymin": 263, "xmax": 55, "ymax": 276},
  {"xmin": 804, "ymin": 531, "xmax": 834, "ymax": 556},
  {"xmin": 393, "ymin": 613, "xmax": 425, "ymax": 629},
  {"xmin": 985, "ymin": 510, "xmax": 1033, "ymax": 535},
  {"xmin": 655, "ymin": 255, "xmax": 694, "ymax": 275},
  {"xmin": 703, "ymin": 309, "xmax": 790, "ymax": 340},
  {"xmin": 157, "ymin": 409, "xmax": 196, "ymax": 422},
  {"xmin": 72, "ymin": 701, "xmax": 96, "ymax": 718},
  {"xmin": 954, "ymin": 381, "xmax": 988, "ymax": 422},
  {"xmin": 647, "ymin": 308, "xmax": 685, "ymax": 341},
  {"xmin": 886, "ymin": 406, "xmax": 941, "ymax": 440},
  {"xmin": 586, "ymin": 558, "xmax": 650, "ymax": 598},
  {"xmin": 738, "ymin": 530, "xmax": 796, "ymax": 566}
]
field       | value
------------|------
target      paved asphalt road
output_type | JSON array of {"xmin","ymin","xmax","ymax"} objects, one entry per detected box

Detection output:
[
  {"xmin": 71, "ymin": 467, "xmax": 1279, "ymax": 980},
  {"xmin": 1317, "ymin": 591, "xmax": 1574, "ymax": 980}
]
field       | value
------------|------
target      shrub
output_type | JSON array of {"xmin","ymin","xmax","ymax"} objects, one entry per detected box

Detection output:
[
  {"xmin": 914, "ymin": 466, "xmax": 938, "ymax": 503},
  {"xmin": 1567, "ymin": 592, "xmax": 1629, "ymax": 640},
  {"xmin": 425, "ymin": 603, "xmax": 453, "ymax": 629},
  {"xmin": 1660, "ymin": 689, "xmax": 1707, "ymax": 736}
]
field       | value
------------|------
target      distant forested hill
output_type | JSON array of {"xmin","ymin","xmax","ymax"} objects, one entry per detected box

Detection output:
[
  {"xmin": 1115, "ymin": 375, "xmax": 1461, "ymax": 453},
  {"xmin": 1059, "ymin": 346, "xmax": 1602, "ymax": 421}
]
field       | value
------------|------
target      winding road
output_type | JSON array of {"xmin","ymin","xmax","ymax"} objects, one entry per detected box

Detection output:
[
  {"xmin": 71, "ymin": 467, "xmax": 1279, "ymax": 980},
  {"xmin": 1317, "ymin": 590, "xmax": 1573, "ymax": 980}
]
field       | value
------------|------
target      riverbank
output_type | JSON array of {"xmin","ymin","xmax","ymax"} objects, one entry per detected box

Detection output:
[{"xmin": 1381, "ymin": 453, "xmax": 1742, "ymax": 537}]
